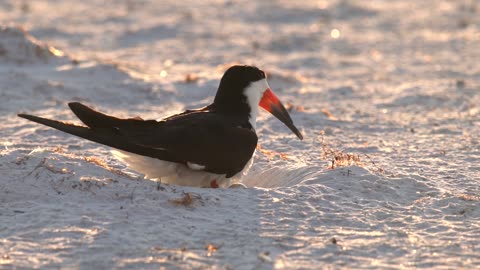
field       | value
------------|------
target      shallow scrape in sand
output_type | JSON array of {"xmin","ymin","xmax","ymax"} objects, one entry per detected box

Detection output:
[{"xmin": 1, "ymin": 0, "xmax": 480, "ymax": 269}]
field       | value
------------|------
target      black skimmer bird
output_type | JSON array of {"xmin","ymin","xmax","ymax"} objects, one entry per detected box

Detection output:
[{"xmin": 18, "ymin": 65, "xmax": 303, "ymax": 188}]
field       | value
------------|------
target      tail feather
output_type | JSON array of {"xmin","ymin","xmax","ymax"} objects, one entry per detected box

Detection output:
[
  {"xmin": 68, "ymin": 102, "xmax": 157, "ymax": 129},
  {"xmin": 68, "ymin": 102, "xmax": 121, "ymax": 128},
  {"xmin": 17, "ymin": 113, "xmax": 181, "ymax": 164}
]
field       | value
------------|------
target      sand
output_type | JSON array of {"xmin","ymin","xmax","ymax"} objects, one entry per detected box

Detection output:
[{"xmin": 1, "ymin": 0, "xmax": 479, "ymax": 269}]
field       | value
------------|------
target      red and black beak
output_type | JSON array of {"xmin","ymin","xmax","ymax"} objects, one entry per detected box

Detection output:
[{"xmin": 259, "ymin": 88, "xmax": 303, "ymax": 140}]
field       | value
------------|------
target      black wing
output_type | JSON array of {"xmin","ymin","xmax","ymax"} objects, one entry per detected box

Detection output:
[{"xmin": 18, "ymin": 102, "xmax": 258, "ymax": 177}]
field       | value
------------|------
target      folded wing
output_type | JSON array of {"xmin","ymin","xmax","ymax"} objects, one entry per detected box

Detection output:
[{"xmin": 18, "ymin": 103, "xmax": 257, "ymax": 177}]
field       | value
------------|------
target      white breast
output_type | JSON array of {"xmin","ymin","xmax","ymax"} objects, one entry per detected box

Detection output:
[{"xmin": 112, "ymin": 150, "xmax": 254, "ymax": 188}]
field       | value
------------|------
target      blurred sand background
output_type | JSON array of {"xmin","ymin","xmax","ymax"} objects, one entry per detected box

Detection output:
[{"xmin": 1, "ymin": 1, "xmax": 479, "ymax": 269}]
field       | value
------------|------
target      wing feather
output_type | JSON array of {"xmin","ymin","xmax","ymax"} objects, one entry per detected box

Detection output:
[{"xmin": 18, "ymin": 103, "xmax": 257, "ymax": 177}]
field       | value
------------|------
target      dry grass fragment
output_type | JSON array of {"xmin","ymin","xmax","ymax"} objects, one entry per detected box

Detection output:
[
  {"xmin": 319, "ymin": 134, "xmax": 361, "ymax": 169},
  {"xmin": 258, "ymin": 251, "xmax": 272, "ymax": 262},
  {"xmin": 44, "ymin": 163, "xmax": 72, "ymax": 174},
  {"xmin": 458, "ymin": 194, "xmax": 480, "ymax": 201},
  {"xmin": 170, "ymin": 192, "xmax": 194, "ymax": 206},
  {"xmin": 318, "ymin": 131, "xmax": 385, "ymax": 173},
  {"xmin": 326, "ymin": 150, "xmax": 361, "ymax": 169},
  {"xmin": 363, "ymin": 153, "xmax": 384, "ymax": 173},
  {"xmin": 84, "ymin": 156, "xmax": 108, "ymax": 168},
  {"xmin": 256, "ymin": 144, "xmax": 290, "ymax": 160},
  {"xmin": 52, "ymin": 146, "xmax": 66, "ymax": 153},
  {"xmin": 321, "ymin": 108, "xmax": 337, "ymax": 120},
  {"xmin": 184, "ymin": 73, "xmax": 199, "ymax": 83},
  {"xmin": 205, "ymin": 243, "xmax": 222, "ymax": 257},
  {"xmin": 84, "ymin": 156, "xmax": 130, "ymax": 177},
  {"xmin": 319, "ymin": 131, "xmax": 361, "ymax": 169}
]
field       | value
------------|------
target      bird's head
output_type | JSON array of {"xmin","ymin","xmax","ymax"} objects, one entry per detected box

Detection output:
[{"xmin": 214, "ymin": 65, "xmax": 303, "ymax": 140}]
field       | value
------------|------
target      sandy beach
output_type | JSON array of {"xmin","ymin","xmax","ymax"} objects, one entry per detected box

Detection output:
[{"xmin": 1, "ymin": 0, "xmax": 479, "ymax": 269}]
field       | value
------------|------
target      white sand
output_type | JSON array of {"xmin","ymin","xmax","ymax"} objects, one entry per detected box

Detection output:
[{"xmin": 1, "ymin": 0, "xmax": 479, "ymax": 269}]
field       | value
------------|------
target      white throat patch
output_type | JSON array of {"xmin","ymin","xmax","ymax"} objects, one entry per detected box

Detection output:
[{"xmin": 244, "ymin": 78, "xmax": 269, "ymax": 130}]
